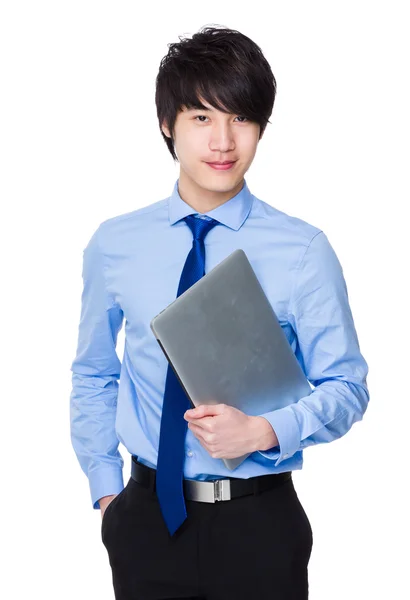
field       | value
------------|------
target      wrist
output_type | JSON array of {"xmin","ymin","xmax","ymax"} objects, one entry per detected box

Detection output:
[
  {"xmin": 99, "ymin": 494, "xmax": 117, "ymax": 509},
  {"xmin": 251, "ymin": 416, "xmax": 279, "ymax": 452}
]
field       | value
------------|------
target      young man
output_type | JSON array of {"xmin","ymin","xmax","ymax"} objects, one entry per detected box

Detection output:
[{"xmin": 70, "ymin": 25, "xmax": 369, "ymax": 600}]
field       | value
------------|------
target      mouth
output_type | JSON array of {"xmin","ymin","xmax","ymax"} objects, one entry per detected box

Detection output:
[{"xmin": 205, "ymin": 160, "xmax": 237, "ymax": 171}]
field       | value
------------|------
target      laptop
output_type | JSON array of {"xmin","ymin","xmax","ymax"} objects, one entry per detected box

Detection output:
[{"xmin": 150, "ymin": 249, "xmax": 312, "ymax": 471}]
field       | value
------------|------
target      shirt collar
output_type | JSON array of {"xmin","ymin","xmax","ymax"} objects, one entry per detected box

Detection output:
[{"xmin": 168, "ymin": 178, "xmax": 254, "ymax": 231}]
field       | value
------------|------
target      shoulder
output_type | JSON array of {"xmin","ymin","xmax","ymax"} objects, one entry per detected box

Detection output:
[
  {"xmin": 92, "ymin": 197, "xmax": 168, "ymax": 250},
  {"xmin": 251, "ymin": 194, "xmax": 324, "ymax": 250},
  {"xmin": 99, "ymin": 198, "xmax": 168, "ymax": 233}
]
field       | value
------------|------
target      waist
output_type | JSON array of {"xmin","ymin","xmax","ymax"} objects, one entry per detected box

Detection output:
[{"xmin": 131, "ymin": 455, "xmax": 292, "ymax": 503}]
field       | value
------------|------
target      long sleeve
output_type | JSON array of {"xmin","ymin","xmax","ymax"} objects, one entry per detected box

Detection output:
[
  {"xmin": 70, "ymin": 224, "xmax": 125, "ymax": 509},
  {"xmin": 257, "ymin": 230, "xmax": 370, "ymax": 466}
]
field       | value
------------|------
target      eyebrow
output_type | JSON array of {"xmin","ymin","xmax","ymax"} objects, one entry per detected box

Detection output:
[{"xmin": 187, "ymin": 106, "xmax": 214, "ymax": 112}]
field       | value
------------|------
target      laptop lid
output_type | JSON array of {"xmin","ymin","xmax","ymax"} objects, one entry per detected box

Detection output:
[{"xmin": 150, "ymin": 248, "xmax": 312, "ymax": 471}]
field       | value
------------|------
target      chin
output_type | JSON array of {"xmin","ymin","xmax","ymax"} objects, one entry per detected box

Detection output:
[
  {"xmin": 201, "ymin": 166, "xmax": 242, "ymax": 182},
  {"xmin": 199, "ymin": 178, "xmax": 239, "ymax": 192}
]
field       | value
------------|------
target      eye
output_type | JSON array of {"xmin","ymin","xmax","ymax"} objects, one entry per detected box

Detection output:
[{"xmin": 194, "ymin": 115, "xmax": 249, "ymax": 123}]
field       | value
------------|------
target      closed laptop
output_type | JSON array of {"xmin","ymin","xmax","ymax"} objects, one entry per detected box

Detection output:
[{"xmin": 150, "ymin": 248, "xmax": 312, "ymax": 470}]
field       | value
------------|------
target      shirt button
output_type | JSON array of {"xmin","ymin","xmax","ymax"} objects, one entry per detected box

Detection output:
[{"xmin": 187, "ymin": 450, "xmax": 194, "ymax": 457}]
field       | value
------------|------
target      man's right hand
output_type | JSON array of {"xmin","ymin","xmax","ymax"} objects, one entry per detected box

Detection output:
[{"xmin": 99, "ymin": 494, "xmax": 118, "ymax": 519}]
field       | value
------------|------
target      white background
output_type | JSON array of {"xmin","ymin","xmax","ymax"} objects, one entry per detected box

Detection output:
[{"xmin": 1, "ymin": 1, "xmax": 408, "ymax": 598}]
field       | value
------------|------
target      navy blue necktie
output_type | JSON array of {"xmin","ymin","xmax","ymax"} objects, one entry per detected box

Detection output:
[{"xmin": 156, "ymin": 214, "xmax": 220, "ymax": 537}]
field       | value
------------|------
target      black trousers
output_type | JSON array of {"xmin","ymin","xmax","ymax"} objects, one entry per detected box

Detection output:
[{"xmin": 101, "ymin": 467, "xmax": 313, "ymax": 600}]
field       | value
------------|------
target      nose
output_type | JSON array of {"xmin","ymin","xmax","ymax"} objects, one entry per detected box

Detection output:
[{"xmin": 209, "ymin": 123, "xmax": 235, "ymax": 153}]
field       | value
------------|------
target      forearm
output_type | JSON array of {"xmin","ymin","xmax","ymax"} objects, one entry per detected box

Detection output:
[
  {"xmin": 255, "ymin": 377, "xmax": 369, "ymax": 466},
  {"xmin": 250, "ymin": 416, "xmax": 279, "ymax": 452},
  {"xmin": 70, "ymin": 372, "xmax": 124, "ymax": 509}
]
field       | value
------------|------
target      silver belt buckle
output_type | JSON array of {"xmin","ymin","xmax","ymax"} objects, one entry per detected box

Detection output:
[{"xmin": 185, "ymin": 478, "xmax": 232, "ymax": 503}]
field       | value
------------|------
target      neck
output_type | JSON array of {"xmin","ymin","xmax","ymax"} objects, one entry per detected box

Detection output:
[{"xmin": 177, "ymin": 169, "xmax": 244, "ymax": 214}]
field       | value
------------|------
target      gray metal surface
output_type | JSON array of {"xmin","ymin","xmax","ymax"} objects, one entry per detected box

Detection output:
[{"xmin": 150, "ymin": 249, "xmax": 312, "ymax": 471}]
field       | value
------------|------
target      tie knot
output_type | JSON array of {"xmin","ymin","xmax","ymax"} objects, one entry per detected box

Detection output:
[{"xmin": 183, "ymin": 214, "xmax": 220, "ymax": 242}]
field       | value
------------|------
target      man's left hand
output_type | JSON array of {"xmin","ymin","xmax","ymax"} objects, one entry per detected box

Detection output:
[{"xmin": 184, "ymin": 403, "xmax": 269, "ymax": 459}]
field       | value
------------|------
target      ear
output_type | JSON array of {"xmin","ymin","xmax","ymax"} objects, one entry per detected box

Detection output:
[{"xmin": 161, "ymin": 120, "xmax": 171, "ymax": 138}]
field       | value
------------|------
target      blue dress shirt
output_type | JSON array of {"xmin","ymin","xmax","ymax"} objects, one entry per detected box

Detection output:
[{"xmin": 70, "ymin": 178, "xmax": 370, "ymax": 510}]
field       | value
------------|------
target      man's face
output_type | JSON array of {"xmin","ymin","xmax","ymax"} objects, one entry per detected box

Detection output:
[{"xmin": 161, "ymin": 99, "xmax": 262, "ymax": 194}]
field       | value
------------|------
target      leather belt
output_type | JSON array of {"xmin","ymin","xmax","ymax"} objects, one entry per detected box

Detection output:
[{"xmin": 131, "ymin": 455, "xmax": 292, "ymax": 503}]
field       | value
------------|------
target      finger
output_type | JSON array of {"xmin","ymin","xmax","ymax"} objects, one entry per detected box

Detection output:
[
  {"xmin": 187, "ymin": 416, "xmax": 215, "ymax": 431},
  {"xmin": 189, "ymin": 424, "xmax": 217, "ymax": 448},
  {"xmin": 187, "ymin": 423, "xmax": 205, "ymax": 443},
  {"xmin": 187, "ymin": 422, "xmax": 202, "ymax": 436},
  {"xmin": 185, "ymin": 403, "xmax": 225, "ymax": 420}
]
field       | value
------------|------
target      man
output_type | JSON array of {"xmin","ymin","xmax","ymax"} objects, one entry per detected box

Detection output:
[{"xmin": 70, "ymin": 25, "xmax": 369, "ymax": 600}]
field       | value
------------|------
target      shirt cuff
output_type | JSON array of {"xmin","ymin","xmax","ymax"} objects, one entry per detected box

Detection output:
[
  {"xmin": 89, "ymin": 467, "xmax": 125, "ymax": 510},
  {"xmin": 256, "ymin": 405, "xmax": 301, "ymax": 467}
]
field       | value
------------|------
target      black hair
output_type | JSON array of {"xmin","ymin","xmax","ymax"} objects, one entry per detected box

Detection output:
[{"xmin": 155, "ymin": 24, "xmax": 277, "ymax": 161}]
